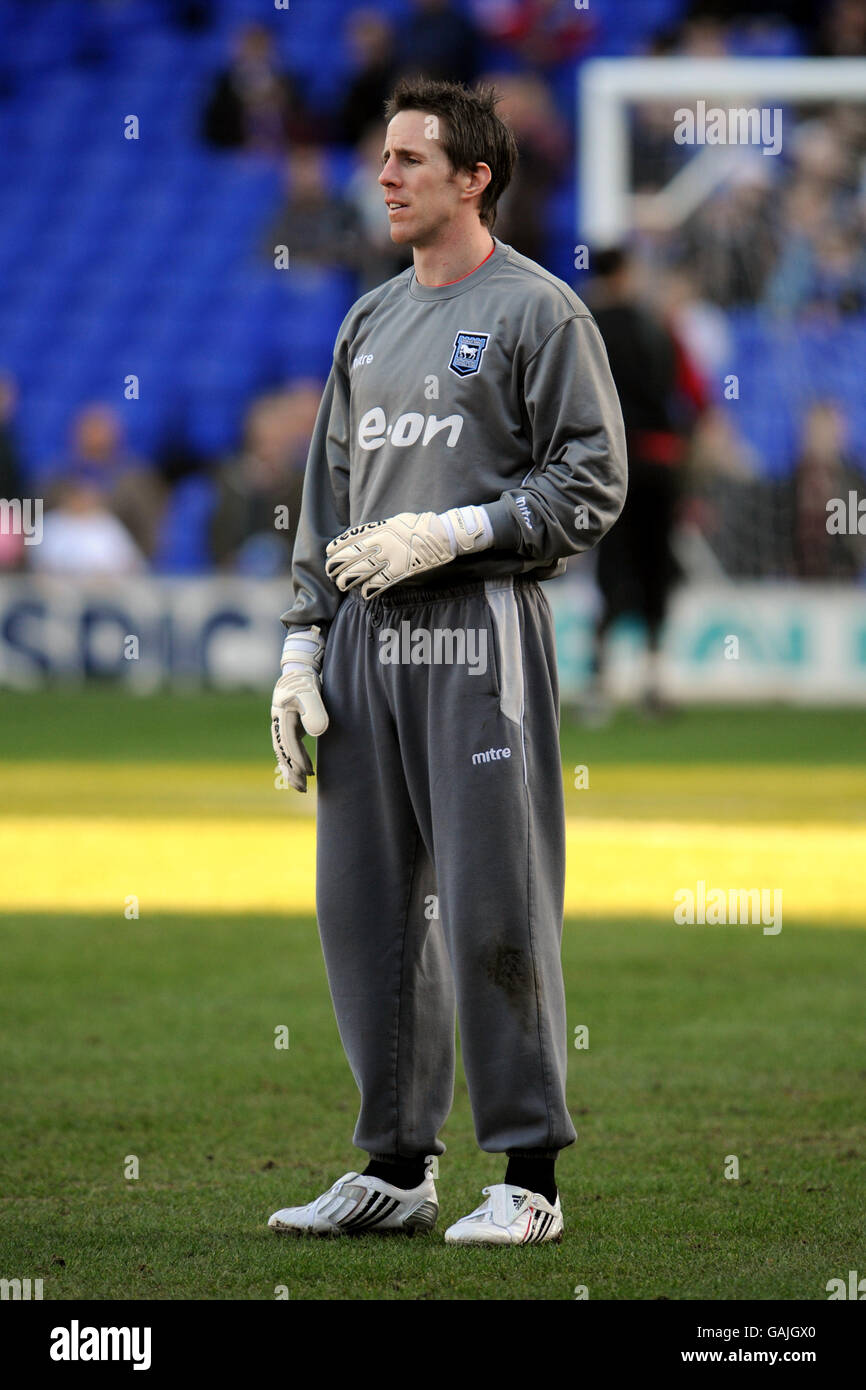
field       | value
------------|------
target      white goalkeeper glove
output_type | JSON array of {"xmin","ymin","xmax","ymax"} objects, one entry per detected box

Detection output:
[
  {"xmin": 324, "ymin": 505, "xmax": 493, "ymax": 599},
  {"xmin": 271, "ymin": 624, "xmax": 329, "ymax": 793}
]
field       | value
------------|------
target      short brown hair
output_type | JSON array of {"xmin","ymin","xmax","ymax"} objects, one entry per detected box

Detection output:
[{"xmin": 384, "ymin": 76, "xmax": 518, "ymax": 231}]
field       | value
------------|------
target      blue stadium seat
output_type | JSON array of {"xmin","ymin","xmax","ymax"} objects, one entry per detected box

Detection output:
[
  {"xmin": 0, "ymin": 0, "xmax": 840, "ymax": 501},
  {"xmin": 152, "ymin": 472, "xmax": 218, "ymax": 575}
]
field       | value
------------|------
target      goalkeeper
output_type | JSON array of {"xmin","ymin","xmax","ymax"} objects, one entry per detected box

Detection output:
[{"xmin": 268, "ymin": 77, "xmax": 627, "ymax": 1246}]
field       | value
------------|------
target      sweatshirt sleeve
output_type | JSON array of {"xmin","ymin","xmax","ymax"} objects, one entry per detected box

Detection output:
[
  {"xmin": 483, "ymin": 312, "xmax": 627, "ymax": 560},
  {"xmin": 279, "ymin": 356, "xmax": 351, "ymax": 633}
]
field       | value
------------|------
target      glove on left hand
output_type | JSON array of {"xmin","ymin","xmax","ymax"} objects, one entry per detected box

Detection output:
[{"xmin": 325, "ymin": 505, "xmax": 492, "ymax": 599}]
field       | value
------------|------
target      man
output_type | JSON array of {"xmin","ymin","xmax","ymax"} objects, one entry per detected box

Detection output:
[
  {"xmin": 268, "ymin": 78, "xmax": 626, "ymax": 1245},
  {"xmin": 585, "ymin": 248, "xmax": 702, "ymax": 719}
]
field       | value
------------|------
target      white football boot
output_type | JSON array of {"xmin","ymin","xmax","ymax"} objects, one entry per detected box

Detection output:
[
  {"xmin": 444, "ymin": 1184, "xmax": 563, "ymax": 1246},
  {"xmin": 268, "ymin": 1170, "xmax": 438, "ymax": 1237}
]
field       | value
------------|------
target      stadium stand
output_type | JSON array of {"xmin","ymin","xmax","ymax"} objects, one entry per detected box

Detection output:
[{"xmin": 0, "ymin": 0, "xmax": 863, "ymax": 575}]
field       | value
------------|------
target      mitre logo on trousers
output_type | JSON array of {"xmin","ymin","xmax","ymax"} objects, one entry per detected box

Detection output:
[{"xmin": 449, "ymin": 331, "xmax": 490, "ymax": 377}]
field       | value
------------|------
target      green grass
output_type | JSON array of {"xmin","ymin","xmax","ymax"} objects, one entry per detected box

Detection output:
[
  {"xmin": 0, "ymin": 911, "xmax": 862, "ymax": 1300},
  {"xmin": 1, "ymin": 694, "xmax": 864, "ymax": 1299},
  {"xmin": 2, "ymin": 690, "xmax": 866, "ymax": 764}
]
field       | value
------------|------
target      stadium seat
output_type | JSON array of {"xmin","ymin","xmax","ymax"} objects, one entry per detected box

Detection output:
[
  {"xmin": 152, "ymin": 474, "xmax": 219, "ymax": 575},
  {"xmin": 0, "ymin": 0, "xmax": 851, "ymax": 498}
]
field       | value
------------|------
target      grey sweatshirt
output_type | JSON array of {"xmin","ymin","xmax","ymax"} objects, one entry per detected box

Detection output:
[{"xmin": 281, "ymin": 237, "xmax": 627, "ymax": 632}]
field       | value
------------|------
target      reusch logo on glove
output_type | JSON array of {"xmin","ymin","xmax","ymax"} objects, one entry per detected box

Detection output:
[
  {"xmin": 341, "ymin": 521, "xmax": 386, "ymax": 538},
  {"xmin": 272, "ymin": 716, "xmax": 294, "ymax": 767}
]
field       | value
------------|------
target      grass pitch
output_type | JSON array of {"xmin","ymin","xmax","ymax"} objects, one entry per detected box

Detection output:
[{"xmin": 0, "ymin": 693, "xmax": 864, "ymax": 1300}]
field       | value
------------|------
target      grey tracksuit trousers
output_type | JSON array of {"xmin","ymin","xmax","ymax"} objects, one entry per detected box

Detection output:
[{"xmin": 315, "ymin": 572, "xmax": 577, "ymax": 1159}]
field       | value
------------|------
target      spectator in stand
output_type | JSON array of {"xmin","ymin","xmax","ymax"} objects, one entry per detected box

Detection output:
[
  {"xmin": 767, "ymin": 218, "xmax": 866, "ymax": 317},
  {"xmin": 346, "ymin": 123, "xmax": 413, "ymax": 292},
  {"xmin": 483, "ymin": 71, "xmax": 569, "ymax": 264},
  {"xmin": 471, "ymin": 0, "xmax": 595, "ymax": 73},
  {"xmin": 676, "ymin": 160, "xmax": 781, "ymax": 307},
  {"xmin": 337, "ymin": 10, "xmax": 398, "ymax": 147},
  {"xmin": 263, "ymin": 146, "xmax": 364, "ymax": 271},
  {"xmin": 630, "ymin": 14, "xmax": 730, "ymax": 201},
  {"xmin": 399, "ymin": 0, "xmax": 481, "ymax": 86},
  {"xmin": 683, "ymin": 410, "xmax": 778, "ymax": 579},
  {"xmin": 629, "ymin": 96, "xmax": 693, "ymax": 199},
  {"xmin": 210, "ymin": 383, "xmax": 321, "ymax": 576},
  {"xmin": 671, "ymin": 10, "xmax": 730, "ymax": 56},
  {"xmin": 688, "ymin": 408, "xmax": 759, "ymax": 485},
  {"xmin": 787, "ymin": 401, "xmax": 865, "ymax": 579},
  {"xmin": 0, "ymin": 372, "xmax": 25, "ymax": 572},
  {"xmin": 29, "ymin": 482, "xmax": 147, "ymax": 576},
  {"xmin": 201, "ymin": 22, "xmax": 316, "ymax": 153},
  {"xmin": 41, "ymin": 405, "xmax": 166, "ymax": 562},
  {"xmin": 786, "ymin": 117, "xmax": 860, "ymax": 222},
  {"xmin": 658, "ymin": 265, "xmax": 733, "ymax": 385},
  {"xmin": 817, "ymin": 0, "xmax": 866, "ymax": 56},
  {"xmin": 763, "ymin": 120, "xmax": 866, "ymax": 316}
]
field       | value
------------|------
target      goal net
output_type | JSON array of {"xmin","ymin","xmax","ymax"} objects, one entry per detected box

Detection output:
[{"xmin": 576, "ymin": 57, "xmax": 866, "ymax": 584}]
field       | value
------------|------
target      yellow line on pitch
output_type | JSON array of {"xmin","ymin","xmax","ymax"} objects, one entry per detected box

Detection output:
[{"xmin": 2, "ymin": 815, "xmax": 863, "ymax": 924}]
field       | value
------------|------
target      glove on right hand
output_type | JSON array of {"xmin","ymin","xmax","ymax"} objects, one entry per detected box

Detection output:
[{"xmin": 271, "ymin": 625, "xmax": 329, "ymax": 793}]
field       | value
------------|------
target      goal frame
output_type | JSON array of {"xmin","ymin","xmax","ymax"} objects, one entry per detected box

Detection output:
[{"xmin": 578, "ymin": 57, "xmax": 866, "ymax": 246}]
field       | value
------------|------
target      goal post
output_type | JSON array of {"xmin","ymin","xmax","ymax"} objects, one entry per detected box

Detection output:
[{"xmin": 578, "ymin": 57, "xmax": 866, "ymax": 246}]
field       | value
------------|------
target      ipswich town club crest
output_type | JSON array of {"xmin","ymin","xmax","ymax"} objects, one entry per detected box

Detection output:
[{"xmin": 449, "ymin": 331, "xmax": 490, "ymax": 377}]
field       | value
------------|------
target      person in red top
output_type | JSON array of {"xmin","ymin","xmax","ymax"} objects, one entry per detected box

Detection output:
[{"xmin": 585, "ymin": 246, "xmax": 707, "ymax": 718}]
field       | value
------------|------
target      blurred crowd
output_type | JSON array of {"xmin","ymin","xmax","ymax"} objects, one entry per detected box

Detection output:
[
  {"xmin": 0, "ymin": 380, "xmax": 321, "ymax": 577},
  {"xmin": 1, "ymin": 0, "xmax": 865, "ymax": 582}
]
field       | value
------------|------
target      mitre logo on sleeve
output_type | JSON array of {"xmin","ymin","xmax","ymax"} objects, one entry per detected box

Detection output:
[{"xmin": 449, "ymin": 331, "xmax": 490, "ymax": 377}]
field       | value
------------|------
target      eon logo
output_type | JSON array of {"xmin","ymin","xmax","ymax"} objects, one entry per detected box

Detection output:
[
  {"xmin": 358, "ymin": 408, "xmax": 464, "ymax": 451},
  {"xmin": 352, "ymin": 353, "xmax": 374, "ymax": 368}
]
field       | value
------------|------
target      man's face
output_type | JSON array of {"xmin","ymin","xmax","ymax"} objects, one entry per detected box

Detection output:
[
  {"xmin": 378, "ymin": 109, "xmax": 468, "ymax": 247},
  {"xmin": 75, "ymin": 408, "xmax": 120, "ymax": 462}
]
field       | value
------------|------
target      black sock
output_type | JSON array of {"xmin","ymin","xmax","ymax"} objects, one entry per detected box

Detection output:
[
  {"xmin": 504, "ymin": 1151, "xmax": 558, "ymax": 1204},
  {"xmin": 362, "ymin": 1155, "xmax": 428, "ymax": 1190}
]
